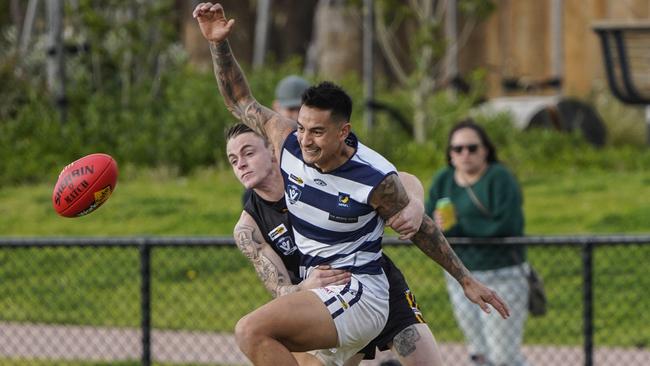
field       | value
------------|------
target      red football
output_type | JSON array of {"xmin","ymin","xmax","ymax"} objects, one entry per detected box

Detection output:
[{"xmin": 52, "ymin": 153, "xmax": 118, "ymax": 217}]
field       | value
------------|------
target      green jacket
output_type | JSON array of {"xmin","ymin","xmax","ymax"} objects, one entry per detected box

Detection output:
[{"xmin": 425, "ymin": 162, "xmax": 525, "ymax": 271}]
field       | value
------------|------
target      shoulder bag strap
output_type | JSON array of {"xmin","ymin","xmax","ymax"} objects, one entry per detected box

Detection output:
[
  {"xmin": 466, "ymin": 185, "xmax": 528, "ymax": 270},
  {"xmin": 464, "ymin": 185, "xmax": 492, "ymax": 218}
]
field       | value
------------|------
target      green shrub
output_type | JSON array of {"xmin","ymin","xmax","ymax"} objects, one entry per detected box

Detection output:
[
  {"xmin": 0, "ymin": 59, "xmax": 311, "ymax": 186},
  {"xmin": 3, "ymin": 57, "xmax": 650, "ymax": 187}
]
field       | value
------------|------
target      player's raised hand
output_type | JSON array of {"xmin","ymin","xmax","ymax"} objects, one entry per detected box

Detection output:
[
  {"xmin": 462, "ymin": 276, "xmax": 511, "ymax": 319},
  {"xmin": 300, "ymin": 265, "xmax": 351, "ymax": 290},
  {"xmin": 192, "ymin": 2, "xmax": 235, "ymax": 43}
]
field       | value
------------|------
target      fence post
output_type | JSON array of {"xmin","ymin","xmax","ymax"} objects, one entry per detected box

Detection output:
[
  {"xmin": 582, "ymin": 241, "xmax": 594, "ymax": 366},
  {"xmin": 139, "ymin": 241, "xmax": 152, "ymax": 366}
]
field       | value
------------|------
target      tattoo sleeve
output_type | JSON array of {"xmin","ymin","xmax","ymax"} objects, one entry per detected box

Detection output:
[
  {"xmin": 209, "ymin": 40, "xmax": 290, "ymax": 147},
  {"xmin": 371, "ymin": 174, "xmax": 410, "ymax": 219},
  {"xmin": 371, "ymin": 174, "xmax": 470, "ymax": 284},
  {"xmin": 234, "ymin": 218, "xmax": 301, "ymax": 298},
  {"xmin": 412, "ymin": 215, "xmax": 470, "ymax": 283}
]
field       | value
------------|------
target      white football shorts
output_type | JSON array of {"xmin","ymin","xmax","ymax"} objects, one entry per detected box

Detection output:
[{"xmin": 309, "ymin": 273, "xmax": 389, "ymax": 365}]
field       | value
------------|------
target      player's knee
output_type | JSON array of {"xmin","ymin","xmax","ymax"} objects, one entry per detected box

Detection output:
[{"xmin": 235, "ymin": 314, "xmax": 260, "ymax": 353}]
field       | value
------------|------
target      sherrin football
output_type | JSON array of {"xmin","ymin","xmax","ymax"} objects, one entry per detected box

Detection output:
[{"xmin": 52, "ymin": 153, "xmax": 118, "ymax": 217}]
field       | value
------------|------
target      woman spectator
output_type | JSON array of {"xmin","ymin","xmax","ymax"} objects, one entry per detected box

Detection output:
[{"xmin": 426, "ymin": 119, "xmax": 529, "ymax": 366}]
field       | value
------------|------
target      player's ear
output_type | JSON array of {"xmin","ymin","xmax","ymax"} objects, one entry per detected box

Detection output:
[{"xmin": 339, "ymin": 122, "xmax": 351, "ymax": 140}]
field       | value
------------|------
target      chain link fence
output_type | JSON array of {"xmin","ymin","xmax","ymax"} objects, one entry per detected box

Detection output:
[{"xmin": 1, "ymin": 236, "xmax": 649, "ymax": 366}]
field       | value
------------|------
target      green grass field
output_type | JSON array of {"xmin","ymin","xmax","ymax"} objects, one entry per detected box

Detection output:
[
  {"xmin": 0, "ymin": 167, "xmax": 649, "ymax": 355},
  {"xmin": 1, "ymin": 168, "xmax": 649, "ymax": 236}
]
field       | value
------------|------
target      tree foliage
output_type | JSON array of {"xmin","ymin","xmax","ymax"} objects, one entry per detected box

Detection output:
[{"xmin": 374, "ymin": 0, "xmax": 495, "ymax": 143}]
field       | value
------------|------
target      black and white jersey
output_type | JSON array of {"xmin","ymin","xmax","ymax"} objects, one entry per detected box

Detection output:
[{"xmin": 243, "ymin": 190, "xmax": 301, "ymax": 284}]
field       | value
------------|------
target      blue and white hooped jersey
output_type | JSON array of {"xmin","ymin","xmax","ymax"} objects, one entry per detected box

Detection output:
[{"xmin": 280, "ymin": 131, "xmax": 397, "ymax": 279}]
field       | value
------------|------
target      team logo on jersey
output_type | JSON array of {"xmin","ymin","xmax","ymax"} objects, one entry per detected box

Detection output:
[
  {"xmin": 288, "ymin": 173, "xmax": 304, "ymax": 187},
  {"xmin": 314, "ymin": 178, "xmax": 327, "ymax": 187},
  {"xmin": 337, "ymin": 193, "xmax": 351, "ymax": 207},
  {"xmin": 276, "ymin": 236, "xmax": 297, "ymax": 255},
  {"xmin": 268, "ymin": 223, "xmax": 288, "ymax": 241},
  {"xmin": 288, "ymin": 184, "xmax": 302, "ymax": 204}
]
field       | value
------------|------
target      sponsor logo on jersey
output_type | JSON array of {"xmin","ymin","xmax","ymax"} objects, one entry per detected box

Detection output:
[
  {"xmin": 268, "ymin": 223, "xmax": 287, "ymax": 241},
  {"xmin": 288, "ymin": 184, "xmax": 302, "ymax": 204},
  {"xmin": 328, "ymin": 213, "xmax": 358, "ymax": 223},
  {"xmin": 276, "ymin": 236, "xmax": 297, "ymax": 255},
  {"xmin": 288, "ymin": 173, "xmax": 304, "ymax": 186},
  {"xmin": 337, "ymin": 193, "xmax": 351, "ymax": 207},
  {"xmin": 314, "ymin": 178, "xmax": 327, "ymax": 186}
]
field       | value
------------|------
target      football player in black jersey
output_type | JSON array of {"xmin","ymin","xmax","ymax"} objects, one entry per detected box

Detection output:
[{"xmin": 226, "ymin": 123, "xmax": 443, "ymax": 366}]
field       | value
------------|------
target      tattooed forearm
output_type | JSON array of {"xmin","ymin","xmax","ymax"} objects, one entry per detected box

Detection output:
[
  {"xmin": 371, "ymin": 174, "xmax": 410, "ymax": 219},
  {"xmin": 209, "ymin": 41, "xmax": 239, "ymax": 112},
  {"xmin": 276, "ymin": 282, "xmax": 302, "ymax": 297},
  {"xmin": 209, "ymin": 41, "xmax": 272, "ymax": 137},
  {"xmin": 234, "ymin": 222, "xmax": 300, "ymax": 298},
  {"xmin": 370, "ymin": 174, "xmax": 469, "ymax": 283},
  {"xmin": 412, "ymin": 215, "xmax": 470, "ymax": 283}
]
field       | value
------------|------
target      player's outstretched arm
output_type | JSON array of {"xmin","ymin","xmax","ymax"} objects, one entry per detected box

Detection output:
[
  {"xmin": 193, "ymin": 2, "xmax": 293, "ymax": 156},
  {"xmin": 370, "ymin": 174, "xmax": 511, "ymax": 319},
  {"xmin": 234, "ymin": 212, "xmax": 351, "ymax": 298}
]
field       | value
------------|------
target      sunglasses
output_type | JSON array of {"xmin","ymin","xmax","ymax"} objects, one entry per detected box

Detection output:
[{"xmin": 450, "ymin": 144, "xmax": 480, "ymax": 154}]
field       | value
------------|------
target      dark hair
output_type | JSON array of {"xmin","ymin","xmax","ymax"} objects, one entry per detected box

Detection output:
[
  {"xmin": 301, "ymin": 81, "xmax": 352, "ymax": 123},
  {"xmin": 225, "ymin": 123, "xmax": 268, "ymax": 147},
  {"xmin": 446, "ymin": 119, "xmax": 498, "ymax": 166}
]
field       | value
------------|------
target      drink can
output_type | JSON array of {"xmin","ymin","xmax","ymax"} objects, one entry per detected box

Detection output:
[{"xmin": 436, "ymin": 197, "xmax": 457, "ymax": 231}]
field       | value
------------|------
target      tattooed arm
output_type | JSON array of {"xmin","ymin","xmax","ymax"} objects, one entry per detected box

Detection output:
[
  {"xmin": 194, "ymin": 3, "xmax": 294, "ymax": 157},
  {"xmin": 371, "ymin": 174, "xmax": 470, "ymax": 282},
  {"xmin": 370, "ymin": 174, "xmax": 511, "ymax": 318},
  {"xmin": 234, "ymin": 211, "xmax": 300, "ymax": 298},
  {"xmin": 386, "ymin": 172, "xmax": 425, "ymax": 240},
  {"xmin": 234, "ymin": 211, "xmax": 351, "ymax": 298}
]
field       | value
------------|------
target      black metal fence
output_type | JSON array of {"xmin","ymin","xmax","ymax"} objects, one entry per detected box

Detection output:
[{"xmin": 0, "ymin": 235, "xmax": 649, "ymax": 366}]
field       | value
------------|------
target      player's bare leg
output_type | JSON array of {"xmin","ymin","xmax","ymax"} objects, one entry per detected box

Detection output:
[
  {"xmin": 294, "ymin": 352, "xmax": 326, "ymax": 366},
  {"xmin": 341, "ymin": 324, "xmax": 443, "ymax": 366},
  {"xmin": 235, "ymin": 290, "xmax": 338, "ymax": 365},
  {"xmin": 391, "ymin": 324, "xmax": 444, "ymax": 366}
]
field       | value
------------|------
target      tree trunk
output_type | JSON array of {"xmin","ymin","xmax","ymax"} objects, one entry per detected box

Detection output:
[
  {"xmin": 412, "ymin": 45, "xmax": 434, "ymax": 143},
  {"xmin": 46, "ymin": 0, "xmax": 66, "ymax": 122},
  {"xmin": 268, "ymin": 0, "xmax": 318, "ymax": 63},
  {"xmin": 311, "ymin": 0, "xmax": 362, "ymax": 80}
]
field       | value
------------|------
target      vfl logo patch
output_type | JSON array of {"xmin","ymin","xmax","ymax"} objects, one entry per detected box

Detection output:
[
  {"xmin": 314, "ymin": 178, "xmax": 327, "ymax": 187},
  {"xmin": 338, "ymin": 193, "xmax": 351, "ymax": 207},
  {"xmin": 268, "ymin": 224, "xmax": 288, "ymax": 241},
  {"xmin": 289, "ymin": 173, "xmax": 304, "ymax": 187},
  {"xmin": 288, "ymin": 184, "xmax": 302, "ymax": 204},
  {"xmin": 276, "ymin": 236, "xmax": 297, "ymax": 255}
]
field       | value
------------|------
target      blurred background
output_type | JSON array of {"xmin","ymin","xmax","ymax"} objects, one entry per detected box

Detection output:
[
  {"xmin": 2, "ymin": 0, "xmax": 650, "ymax": 186},
  {"xmin": 0, "ymin": 1, "xmax": 649, "ymax": 365}
]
